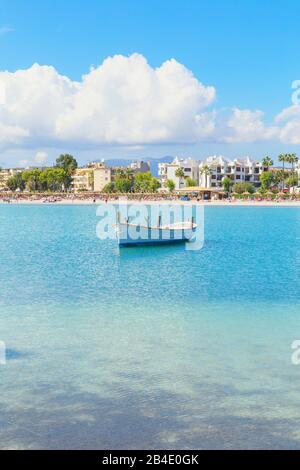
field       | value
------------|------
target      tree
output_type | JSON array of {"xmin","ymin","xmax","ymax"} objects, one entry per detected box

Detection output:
[
  {"xmin": 185, "ymin": 177, "xmax": 197, "ymax": 187},
  {"xmin": 114, "ymin": 174, "xmax": 133, "ymax": 193},
  {"xmin": 288, "ymin": 153, "xmax": 298, "ymax": 171},
  {"xmin": 39, "ymin": 168, "xmax": 67, "ymax": 192},
  {"xmin": 200, "ymin": 165, "xmax": 211, "ymax": 188},
  {"xmin": 22, "ymin": 169, "xmax": 42, "ymax": 191},
  {"xmin": 55, "ymin": 154, "xmax": 78, "ymax": 172},
  {"xmin": 166, "ymin": 179, "xmax": 175, "ymax": 192},
  {"xmin": 260, "ymin": 171, "xmax": 274, "ymax": 191},
  {"xmin": 286, "ymin": 172, "xmax": 298, "ymax": 189},
  {"xmin": 7, "ymin": 173, "xmax": 25, "ymax": 191},
  {"xmin": 233, "ymin": 182, "xmax": 255, "ymax": 194},
  {"xmin": 262, "ymin": 156, "xmax": 274, "ymax": 169},
  {"xmin": 222, "ymin": 176, "xmax": 234, "ymax": 193},
  {"xmin": 134, "ymin": 172, "xmax": 161, "ymax": 192},
  {"xmin": 103, "ymin": 182, "xmax": 116, "ymax": 193},
  {"xmin": 279, "ymin": 154, "xmax": 288, "ymax": 189},
  {"xmin": 274, "ymin": 169, "xmax": 286, "ymax": 189},
  {"xmin": 175, "ymin": 167, "xmax": 185, "ymax": 187},
  {"xmin": 54, "ymin": 154, "xmax": 78, "ymax": 190}
]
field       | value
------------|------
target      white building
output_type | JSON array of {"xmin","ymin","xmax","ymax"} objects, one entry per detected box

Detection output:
[
  {"xmin": 158, "ymin": 157, "xmax": 199, "ymax": 190},
  {"xmin": 71, "ymin": 167, "xmax": 94, "ymax": 192},
  {"xmin": 199, "ymin": 156, "xmax": 267, "ymax": 188}
]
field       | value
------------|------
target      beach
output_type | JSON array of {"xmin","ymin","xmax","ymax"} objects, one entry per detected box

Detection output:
[{"xmin": 1, "ymin": 197, "xmax": 300, "ymax": 207}]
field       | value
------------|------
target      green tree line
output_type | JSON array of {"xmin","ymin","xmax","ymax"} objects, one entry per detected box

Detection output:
[
  {"xmin": 6, "ymin": 155, "xmax": 78, "ymax": 192},
  {"xmin": 103, "ymin": 170, "xmax": 161, "ymax": 193}
]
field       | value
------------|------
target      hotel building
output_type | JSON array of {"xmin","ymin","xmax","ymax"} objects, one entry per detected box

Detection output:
[
  {"xmin": 158, "ymin": 157, "xmax": 199, "ymax": 190},
  {"xmin": 199, "ymin": 156, "xmax": 268, "ymax": 188}
]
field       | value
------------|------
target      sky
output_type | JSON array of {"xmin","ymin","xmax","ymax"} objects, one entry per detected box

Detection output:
[{"xmin": 0, "ymin": 0, "xmax": 300, "ymax": 167}]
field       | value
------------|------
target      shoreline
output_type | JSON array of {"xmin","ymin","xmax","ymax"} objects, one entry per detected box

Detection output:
[{"xmin": 1, "ymin": 198, "xmax": 300, "ymax": 207}]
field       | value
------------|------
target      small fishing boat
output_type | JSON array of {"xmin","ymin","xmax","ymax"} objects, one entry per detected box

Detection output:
[{"xmin": 116, "ymin": 215, "xmax": 197, "ymax": 247}]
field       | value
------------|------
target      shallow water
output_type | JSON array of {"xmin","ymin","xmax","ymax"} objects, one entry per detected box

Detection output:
[{"xmin": 0, "ymin": 204, "xmax": 300, "ymax": 449}]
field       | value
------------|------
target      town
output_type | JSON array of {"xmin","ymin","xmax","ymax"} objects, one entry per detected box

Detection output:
[{"xmin": 0, "ymin": 153, "xmax": 299, "ymax": 201}]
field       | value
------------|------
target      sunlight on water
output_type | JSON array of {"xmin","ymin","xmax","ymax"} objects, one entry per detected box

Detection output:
[{"xmin": 0, "ymin": 205, "xmax": 300, "ymax": 449}]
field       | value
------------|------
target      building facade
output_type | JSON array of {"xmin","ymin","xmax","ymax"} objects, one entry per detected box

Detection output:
[
  {"xmin": 71, "ymin": 168, "xmax": 94, "ymax": 192},
  {"xmin": 199, "ymin": 156, "xmax": 268, "ymax": 188},
  {"xmin": 71, "ymin": 160, "xmax": 151, "ymax": 193},
  {"xmin": 93, "ymin": 166, "xmax": 112, "ymax": 192},
  {"xmin": 158, "ymin": 157, "xmax": 199, "ymax": 190}
]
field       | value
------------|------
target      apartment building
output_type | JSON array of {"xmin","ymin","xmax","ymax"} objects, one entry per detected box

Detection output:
[
  {"xmin": 72, "ymin": 160, "xmax": 150, "ymax": 193},
  {"xmin": 93, "ymin": 166, "xmax": 112, "ymax": 192},
  {"xmin": 158, "ymin": 157, "xmax": 199, "ymax": 190},
  {"xmin": 71, "ymin": 168, "xmax": 94, "ymax": 192},
  {"xmin": 199, "ymin": 156, "xmax": 268, "ymax": 188}
]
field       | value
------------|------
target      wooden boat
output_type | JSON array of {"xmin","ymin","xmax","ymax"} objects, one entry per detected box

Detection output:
[{"xmin": 116, "ymin": 216, "xmax": 197, "ymax": 247}]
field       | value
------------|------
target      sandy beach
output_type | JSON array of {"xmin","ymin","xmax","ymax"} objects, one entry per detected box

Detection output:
[{"xmin": 1, "ymin": 198, "xmax": 300, "ymax": 207}]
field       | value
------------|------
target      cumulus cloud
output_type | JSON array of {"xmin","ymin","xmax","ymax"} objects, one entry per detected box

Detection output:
[
  {"xmin": 0, "ymin": 54, "xmax": 216, "ymax": 148},
  {"xmin": 0, "ymin": 53, "xmax": 299, "ymax": 151},
  {"xmin": 220, "ymin": 108, "xmax": 278, "ymax": 143},
  {"xmin": 55, "ymin": 54, "xmax": 216, "ymax": 144},
  {"xmin": 273, "ymin": 105, "xmax": 300, "ymax": 144}
]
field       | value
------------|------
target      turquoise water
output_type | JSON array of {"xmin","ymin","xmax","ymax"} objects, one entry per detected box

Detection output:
[{"xmin": 1, "ymin": 204, "xmax": 300, "ymax": 449}]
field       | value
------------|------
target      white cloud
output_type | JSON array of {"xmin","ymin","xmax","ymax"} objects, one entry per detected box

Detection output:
[
  {"xmin": 275, "ymin": 104, "xmax": 300, "ymax": 123},
  {"xmin": 35, "ymin": 151, "xmax": 48, "ymax": 164},
  {"xmin": 220, "ymin": 108, "xmax": 278, "ymax": 143},
  {"xmin": 0, "ymin": 53, "xmax": 299, "ymax": 151},
  {"xmin": 55, "ymin": 54, "xmax": 216, "ymax": 145},
  {"xmin": 273, "ymin": 105, "xmax": 300, "ymax": 144},
  {"xmin": 0, "ymin": 54, "xmax": 216, "ymax": 148},
  {"xmin": 279, "ymin": 119, "xmax": 300, "ymax": 145}
]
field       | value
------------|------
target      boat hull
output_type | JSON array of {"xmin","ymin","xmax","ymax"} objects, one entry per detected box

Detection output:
[{"xmin": 117, "ymin": 223, "xmax": 196, "ymax": 247}]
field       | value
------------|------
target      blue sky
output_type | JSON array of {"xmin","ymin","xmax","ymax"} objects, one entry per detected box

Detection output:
[{"xmin": 0, "ymin": 0, "xmax": 300, "ymax": 166}]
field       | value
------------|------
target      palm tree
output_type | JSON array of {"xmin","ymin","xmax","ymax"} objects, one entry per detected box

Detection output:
[
  {"xmin": 222, "ymin": 176, "xmax": 233, "ymax": 194},
  {"xmin": 289, "ymin": 153, "xmax": 298, "ymax": 171},
  {"xmin": 175, "ymin": 167, "xmax": 185, "ymax": 188},
  {"xmin": 288, "ymin": 153, "xmax": 298, "ymax": 193},
  {"xmin": 278, "ymin": 154, "xmax": 288, "ymax": 190},
  {"xmin": 262, "ymin": 156, "xmax": 274, "ymax": 170},
  {"xmin": 200, "ymin": 165, "xmax": 211, "ymax": 188}
]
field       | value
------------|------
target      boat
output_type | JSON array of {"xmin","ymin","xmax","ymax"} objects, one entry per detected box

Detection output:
[{"xmin": 116, "ymin": 215, "xmax": 197, "ymax": 247}]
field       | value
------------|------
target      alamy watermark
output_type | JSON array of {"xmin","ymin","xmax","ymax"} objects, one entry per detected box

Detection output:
[
  {"xmin": 291, "ymin": 340, "xmax": 300, "ymax": 365},
  {"xmin": 291, "ymin": 80, "xmax": 300, "ymax": 105},
  {"xmin": 96, "ymin": 200, "xmax": 205, "ymax": 251}
]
